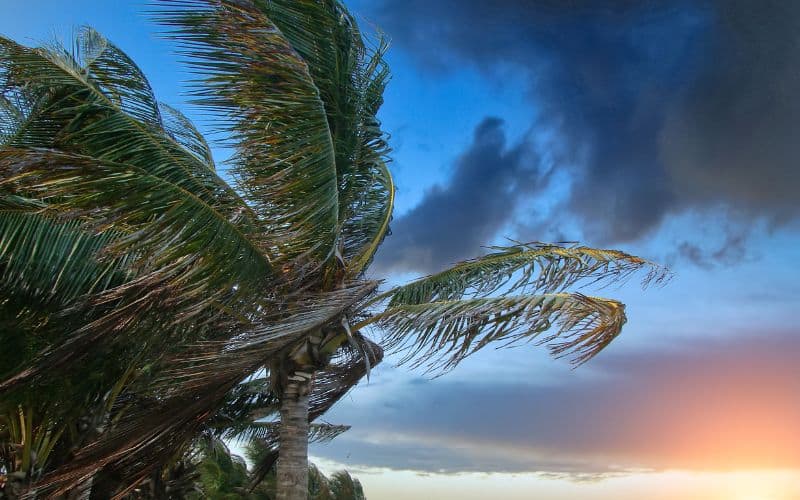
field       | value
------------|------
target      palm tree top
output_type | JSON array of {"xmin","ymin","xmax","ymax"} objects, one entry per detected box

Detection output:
[{"xmin": 0, "ymin": 1, "xmax": 668, "ymax": 497}]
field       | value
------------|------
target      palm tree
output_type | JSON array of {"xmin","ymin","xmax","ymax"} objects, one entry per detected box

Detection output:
[{"xmin": 0, "ymin": 1, "xmax": 667, "ymax": 498}]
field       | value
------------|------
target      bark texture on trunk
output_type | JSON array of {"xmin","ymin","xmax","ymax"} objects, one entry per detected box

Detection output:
[{"xmin": 276, "ymin": 377, "xmax": 310, "ymax": 500}]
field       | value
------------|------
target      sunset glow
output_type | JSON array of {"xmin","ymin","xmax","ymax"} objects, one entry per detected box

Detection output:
[{"xmin": 3, "ymin": 0, "xmax": 798, "ymax": 498}]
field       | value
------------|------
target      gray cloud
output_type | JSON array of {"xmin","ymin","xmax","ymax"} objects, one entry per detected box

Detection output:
[
  {"xmin": 365, "ymin": 0, "xmax": 800, "ymax": 269},
  {"xmin": 373, "ymin": 117, "xmax": 545, "ymax": 274},
  {"xmin": 675, "ymin": 230, "xmax": 748, "ymax": 269},
  {"xmin": 315, "ymin": 330, "xmax": 800, "ymax": 474}
]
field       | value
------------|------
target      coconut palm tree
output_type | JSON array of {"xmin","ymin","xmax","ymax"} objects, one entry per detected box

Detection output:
[{"xmin": 0, "ymin": 1, "xmax": 667, "ymax": 498}]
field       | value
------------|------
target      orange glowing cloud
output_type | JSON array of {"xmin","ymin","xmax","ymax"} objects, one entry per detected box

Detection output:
[{"xmin": 316, "ymin": 330, "xmax": 800, "ymax": 474}]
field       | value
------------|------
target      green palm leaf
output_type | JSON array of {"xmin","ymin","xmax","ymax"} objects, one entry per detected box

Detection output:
[
  {"xmin": 154, "ymin": 0, "xmax": 340, "ymax": 270},
  {"xmin": 0, "ymin": 209, "xmax": 127, "ymax": 307},
  {"xmin": 159, "ymin": 102, "xmax": 216, "ymax": 170},
  {"xmin": 0, "ymin": 148, "xmax": 272, "ymax": 311},
  {"xmin": 0, "ymin": 31, "xmax": 255, "ymax": 235},
  {"xmin": 225, "ymin": 422, "xmax": 349, "ymax": 445},
  {"xmin": 257, "ymin": 1, "xmax": 394, "ymax": 275}
]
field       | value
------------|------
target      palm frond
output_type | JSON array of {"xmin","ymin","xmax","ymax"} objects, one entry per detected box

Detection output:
[
  {"xmin": 0, "ymin": 209, "xmax": 127, "ymax": 307},
  {"xmin": 158, "ymin": 102, "xmax": 216, "ymax": 170},
  {"xmin": 342, "ymin": 157, "xmax": 394, "ymax": 277},
  {"xmin": 68, "ymin": 26, "xmax": 163, "ymax": 127},
  {"xmin": 376, "ymin": 242, "xmax": 670, "ymax": 306},
  {"xmin": 328, "ymin": 470, "xmax": 366, "ymax": 500},
  {"xmin": 208, "ymin": 376, "xmax": 276, "ymax": 427},
  {"xmin": 0, "ymin": 148, "xmax": 272, "ymax": 300},
  {"xmin": 226, "ymin": 422, "xmax": 350, "ymax": 445},
  {"xmin": 359, "ymin": 293, "xmax": 626, "ymax": 372},
  {"xmin": 0, "ymin": 32, "xmax": 258, "ymax": 238},
  {"xmin": 338, "ymin": 39, "xmax": 394, "ymax": 276},
  {"xmin": 309, "ymin": 337, "xmax": 383, "ymax": 420},
  {"xmin": 255, "ymin": 2, "xmax": 393, "ymax": 260},
  {"xmin": 153, "ymin": 0, "xmax": 340, "ymax": 270}
]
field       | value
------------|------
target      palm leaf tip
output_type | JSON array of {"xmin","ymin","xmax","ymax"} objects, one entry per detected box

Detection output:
[{"xmin": 542, "ymin": 293, "xmax": 627, "ymax": 366}]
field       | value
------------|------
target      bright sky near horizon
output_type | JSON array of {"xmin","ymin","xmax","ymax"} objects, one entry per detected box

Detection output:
[{"xmin": 2, "ymin": 1, "xmax": 799, "ymax": 499}]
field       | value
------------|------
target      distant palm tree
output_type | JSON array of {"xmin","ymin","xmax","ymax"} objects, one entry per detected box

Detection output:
[{"xmin": 0, "ymin": 1, "xmax": 666, "ymax": 498}]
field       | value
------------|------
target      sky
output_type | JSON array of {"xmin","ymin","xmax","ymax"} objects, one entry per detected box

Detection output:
[{"xmin": 2, "ymin": 1, "xmax": 799, "ymax": 499}]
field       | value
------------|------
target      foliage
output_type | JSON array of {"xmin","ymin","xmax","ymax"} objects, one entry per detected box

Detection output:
[
  {"xmin": 0, "ymin": 0, "xmax": 666, "ymax": 498},
  {"xmin": 188, "ymin": 438, "xmax": 365, "ymax": 500}
]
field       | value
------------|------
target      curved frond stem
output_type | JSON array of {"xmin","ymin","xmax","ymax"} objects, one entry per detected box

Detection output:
[{"xmin": 345, "ymin": 159, "xmax": 394, "ymax": 277}]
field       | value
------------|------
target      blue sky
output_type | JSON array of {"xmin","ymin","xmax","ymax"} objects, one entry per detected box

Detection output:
[{"xmin": 3, "ymin": 1, "xmax": 799, "ymax": 498}]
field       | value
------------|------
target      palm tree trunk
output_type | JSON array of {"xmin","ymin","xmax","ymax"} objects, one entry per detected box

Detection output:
[{"xmin": 276, "ymin": 376, "xmax": 311, "ymax": 500}]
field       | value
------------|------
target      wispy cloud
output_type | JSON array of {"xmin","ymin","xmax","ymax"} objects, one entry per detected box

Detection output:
[{"xmin": 315, "ymin": 330, "xmax": 800, "ymax": 475}]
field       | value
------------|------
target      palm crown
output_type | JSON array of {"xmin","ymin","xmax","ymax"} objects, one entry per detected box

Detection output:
[{"xmin": 0, "ymin": 0, "xmax": 666, "ymax": 498}]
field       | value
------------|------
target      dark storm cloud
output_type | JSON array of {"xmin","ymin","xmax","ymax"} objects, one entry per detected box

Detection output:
[
  {"xmin": 372, "ymin": 117, "xmax": 544, "ymax": 274},
  {"xmin": 314, "ymin": 331, "xmax": 800, "ymax": 474},
  {"xmin": 366, "ymin": 0, "xmax": 800, "ymax": 264}
]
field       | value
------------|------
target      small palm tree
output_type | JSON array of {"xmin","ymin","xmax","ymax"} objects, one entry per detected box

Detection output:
[{"xmin": 0, "ymin": 1, "xmax": 667, "ymax": 499}]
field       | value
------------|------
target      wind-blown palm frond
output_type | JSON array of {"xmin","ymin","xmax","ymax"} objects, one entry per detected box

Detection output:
[
  {"xmin": 376, "ymin": 242, "xmax": 670, "ymax": 306},
  {"xmin": 226, "ymin": 422, "xmax": 350, "ymax": 445},
  {"xmin": 309, "ymin": 337, "xmax": 383, "ymax": 420},
  {"xmin": 158, "ymin": 102, "xmax": 216, "ymax": 170},
  {"xmin": 0, "ymin": 87, "xmax": 50, "ymax": 148},
  {"xmin": 359, "ymin": 293, "xmax": 626, "ymax": 372},
  {"xmin": 0, "ymin": 31, "xmax": 246, "ymax": 217},
  {"xmin": 154, "ymin": 0, "xmax": 340, "ymax": 271},
  {"xmin": 0, "ymin": 148, "xmax": 271, "ymax": 302},
  {"xmin": 342, "ymin": 157, "xmax": 394, "ymax": 276},
  {"xmin": 0, "ymin": 210, "xmax": 127, "ymax": 308},
  {"xmin": 338, "ymin": 40, "xmax": 394, "ymax": 276},
  {"xmin": 69, "ymin": 26, "xmax": 163, "ymax": 127},
  {"xmin": 254, "ymin": 0, "xmax": 394, "ymax": 278},
  {"xmin": 328, "ymin": 470, "xmax": 366, "ymax": 500},
  {"xmin": 207, "ymin": 376, "xmax": 276, "ymax": 427}
]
